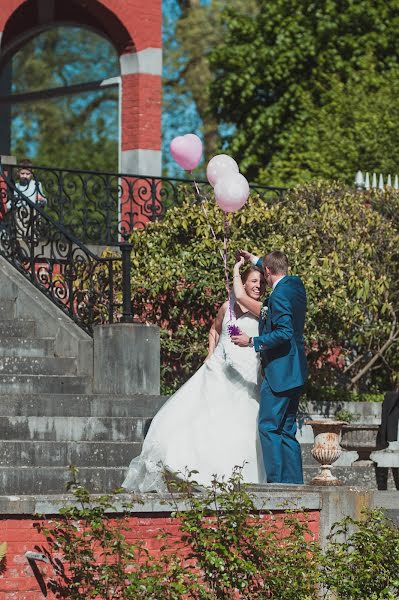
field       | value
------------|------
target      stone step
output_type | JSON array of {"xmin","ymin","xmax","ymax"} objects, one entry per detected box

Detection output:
[
  {"xmin": 0, "ymin": 440, "xmax": 140, "ymax": 468},
  {"xmin": 0, "ymin": 393, "xmax": 166, "ymax": 417},
  {"xmin": 0, "ymin": 415, "xmax": 151, "ymax": 442},
  {"xmin": 0, "ymin": 319, "xmax": 36, "ymax": 338},
  {"xmin": 1, "ymin": 462, "xmax": 396, "ymax": 496},
  {"xmin": 0, "ymin": 337, "xmax": 55, "ymax": 357},
  {"xmin": 0, "ymin": 466, "xmax": 127, "ymax": 495},
  {"xmin": 0, "ymin": 356, "xmax": 76, "ymax": 375},
  {"xmin": 0, "ymin": 301, "xmax": 15, "ymax": 320},
  {"xmin": 0, "ymin": 374, "xmax": 90, "ymax": 394}
]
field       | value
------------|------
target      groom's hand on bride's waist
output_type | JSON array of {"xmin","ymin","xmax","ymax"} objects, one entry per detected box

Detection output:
[{"xmin": 231, "ymin": 333, "xmax": 253, "ymax": 347}]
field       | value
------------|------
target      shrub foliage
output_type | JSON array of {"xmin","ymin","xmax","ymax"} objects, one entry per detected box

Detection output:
[
  {"xmin": 108, "ymin": 181, "xmax": 399, "ymax": 394},
  {"xmin": 33, "ymin": 470, "xmax": 399, "ymax": 599},
  {"xmin": 321, "ymin": 508, "xmax": 399, "ymax": 599},
  {"xmin": 102, "ymin": 182, "xmax": 399, "ymax": 393}
]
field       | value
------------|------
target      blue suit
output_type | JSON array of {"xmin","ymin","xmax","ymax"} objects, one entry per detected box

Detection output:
[{"xmin": 254, "ymin": 270, "xmax": 307, "ymax": 484}]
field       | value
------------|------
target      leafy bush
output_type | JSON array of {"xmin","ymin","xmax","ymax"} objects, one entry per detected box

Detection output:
[
  {"xmin": 171, "ymin": 468, "xmax": 321, "ymax": 599},
  {"xmin": 34, "ymin": 470, "xmax": 205, "ymax": 599},
  {"xmin": 305, "ymin": 385, "xmax": 384, "ymax": 404},
  {"xmin": 321, "ymin": 509, "xmax": 399, "ymax": 599},
  {"xmin": 334, "ymin": 409, "xmax": 354, "ymax": 423},
  {"xmin": 35, "ymin": 468, "xmax": 321, "ymax": 599},
  {"xmin": 103, "ymin": 181, "xmax": 399, "ymax": 394},
  {"xmin": 33, "ymin": 470, "xmax": 399, "ymax": 599}
]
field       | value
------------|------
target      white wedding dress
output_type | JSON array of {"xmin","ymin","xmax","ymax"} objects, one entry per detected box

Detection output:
[{"xmin": 122, "ymin": 308, "xmax": 265, "ymax": 492}]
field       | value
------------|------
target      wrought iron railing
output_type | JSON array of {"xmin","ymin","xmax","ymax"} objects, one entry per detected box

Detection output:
[
  {"xmin": 0, "ymin": 161, "xmax": 133, "ymax": 335},
  {"xmin": 2, "ymin": 162, "xmax": 287, "ymax": 246}
]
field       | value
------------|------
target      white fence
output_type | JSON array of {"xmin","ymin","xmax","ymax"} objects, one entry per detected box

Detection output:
[{"xmin": 355, "ymin": 171, "xmax": 399, "ymax": 190}]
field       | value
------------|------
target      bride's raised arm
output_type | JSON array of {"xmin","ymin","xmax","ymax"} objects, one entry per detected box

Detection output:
[{"xmin": 232, "ymin": 258, "xmax": 262, "ymax": 317}]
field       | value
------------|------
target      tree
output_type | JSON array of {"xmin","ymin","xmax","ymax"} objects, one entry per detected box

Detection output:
[
  {"xmin": 163, "ymin": 0, "xmax": 258, "ymax": 175},
  {"xmin": 267, "ymin": 60, "xmax": 399, "ymax": 186},
  {"xmin": 209, "ymin": 0, "xmax": 399, "ymax": 186}
]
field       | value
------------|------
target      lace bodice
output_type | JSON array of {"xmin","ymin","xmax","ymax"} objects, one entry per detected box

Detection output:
[
  {"xmin": 213, "ymin": 303, "xmax": 259, "ymax": 364},
  {"xmin": 220, "ymin": 303, "xmax": 259, "ymax": 339}
]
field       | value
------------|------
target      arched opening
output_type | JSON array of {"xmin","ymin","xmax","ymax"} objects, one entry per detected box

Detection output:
[{"xmin": 0, "ymin": 25, "xmax": 120, "ymax": 171}]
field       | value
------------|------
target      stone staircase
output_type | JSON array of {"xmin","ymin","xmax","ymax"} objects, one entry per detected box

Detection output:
[
  {"xmin": 0, "ymin": 393, "xmax": 165, "ymax": 494},
  {"xmin": 0, "ymin": 299, "xmax": 90, "ymax": 397},
  {"xmin": 0, "ymin": 265, "xmax": 165, "ymax": 495}
]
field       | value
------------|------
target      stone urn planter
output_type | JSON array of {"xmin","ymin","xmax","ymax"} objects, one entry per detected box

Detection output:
[
  {"xmin": 305, "ymin": 419, "xmax": 347, "ymax": 486},
  {"xmin": 340, "ymin": 424, "xmax": 380, "ymax": 462}
]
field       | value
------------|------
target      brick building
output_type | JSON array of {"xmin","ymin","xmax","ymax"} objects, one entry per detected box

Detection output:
[{"xmin": 0, "ymin": 0, "xmax": 162, "ymax": 176}]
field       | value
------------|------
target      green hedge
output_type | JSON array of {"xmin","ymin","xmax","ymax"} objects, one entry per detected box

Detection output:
[
  {"xmin": 305, "ymin": 386, "xmax": 384, "ymax": 403},
  {"xmin": 103, "ymin": 181, "xmax": 399, "ymax": 395}
]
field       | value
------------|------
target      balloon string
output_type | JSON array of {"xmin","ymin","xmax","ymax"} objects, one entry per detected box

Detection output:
[
  {"xmin": 193, "ymin": 179, "xmax": 224, "ymax": 260},
  {"xmin": 192, "ymin": 179, "xmax": 233, "ymax": 322},
  {"xmin": 223, "ymin": 212, "xmax": 233, "ymax": 322}
]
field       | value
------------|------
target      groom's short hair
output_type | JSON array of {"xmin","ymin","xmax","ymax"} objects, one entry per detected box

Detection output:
[{"xmin": 263, "ymin": 251, "xmax": 288, "ymax": 275}]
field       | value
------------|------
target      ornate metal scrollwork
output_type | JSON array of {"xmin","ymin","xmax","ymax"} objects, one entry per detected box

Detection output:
[
  {"xmin": 0, "ymin": 163, "xmax": 123, "ymax": 335},
  {"xmin": 3, "ymin": 163, "xmax": 286, "ymax": 245},
  {"xmin": 0, "ymin": 161, "xmax": 286, "ymax": 334}
]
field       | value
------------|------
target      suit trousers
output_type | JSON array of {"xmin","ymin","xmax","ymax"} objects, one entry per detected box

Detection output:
[{"xmin": 258, "ymin": 377, "xmax": 304, "ymax": 484}]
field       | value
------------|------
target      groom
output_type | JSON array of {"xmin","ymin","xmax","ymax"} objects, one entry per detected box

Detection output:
[{"xmin": 231, "ymin": 250, "xmax": 307, "ymax": 484}]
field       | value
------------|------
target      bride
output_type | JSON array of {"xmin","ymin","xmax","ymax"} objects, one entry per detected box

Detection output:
[{"xmin": 122, "ymin": 261, "xmax": 266, "ymax": 492}]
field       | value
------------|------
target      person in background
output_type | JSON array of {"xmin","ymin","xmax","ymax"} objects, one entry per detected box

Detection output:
[{"xmin": 15, "ymin": 159, "xmax": 47, "ymax": 208}]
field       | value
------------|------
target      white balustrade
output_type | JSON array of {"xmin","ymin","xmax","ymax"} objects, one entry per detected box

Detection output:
[{"xmin": 354, "ymin": 171, "xmax": 399, "ymax": 191}]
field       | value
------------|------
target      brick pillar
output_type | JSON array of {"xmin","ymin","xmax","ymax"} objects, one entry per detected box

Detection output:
[
  {"xmin": 120, "ymin": 48, "xmax": 162, "ymax": 176},
  {"xmin": 1, "ymin": 0, "xmax": 162, "ymax": 184},
  {"xmin": 118, "ymin": 47, "xmax": 162, "ymax": 232}
]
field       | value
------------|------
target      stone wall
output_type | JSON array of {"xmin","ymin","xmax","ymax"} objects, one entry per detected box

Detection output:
[
  {"xmin": 1, "ymin": 486, "xmax": 397, "ymax": 599},
  {"xmin": 0, "ymin": 489, "xmax": 320, "ymax": 599}
]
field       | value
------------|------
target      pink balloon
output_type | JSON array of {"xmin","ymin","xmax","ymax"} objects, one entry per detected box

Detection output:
[
  {"xmin": 170, "ymin": 134, "xmax": 203, "ymax": 170},
  {"xmin": 214, "ymin": 173, "xmax": 250, "ymax": 213},
  {"xmin": 206, "ymin": 154, "xmax": 239, "ymax": 187}
]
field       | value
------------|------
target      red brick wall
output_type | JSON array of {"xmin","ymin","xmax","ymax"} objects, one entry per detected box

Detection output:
[
  {"xmin": 0, "ymin": 1, "xmax": 24, "ymax": 30},
  {"xmin": 121, "ymin": 73, "xmax": 162, "ymax": 152},
  {"xmin": 104, "ymin": 0, "xmax": 162, "ymax": 51},
  {"xmin": 0, "ymin": 510, "xmax": 320, "ymax": 599}
]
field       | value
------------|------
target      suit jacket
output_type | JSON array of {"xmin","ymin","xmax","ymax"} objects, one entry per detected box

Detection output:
[
  {"xmin": 376, "ymin": 391, "xmax": 399, "ymax": 449},
  {"xmin": 254, "ymin": 272, "xmax": 307, "ymax": 393}
]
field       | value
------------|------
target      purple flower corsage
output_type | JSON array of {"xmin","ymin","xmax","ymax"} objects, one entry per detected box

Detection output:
[{"xmin": 227, "ymin": 323, "xmax": 242, "ymax": 337}]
